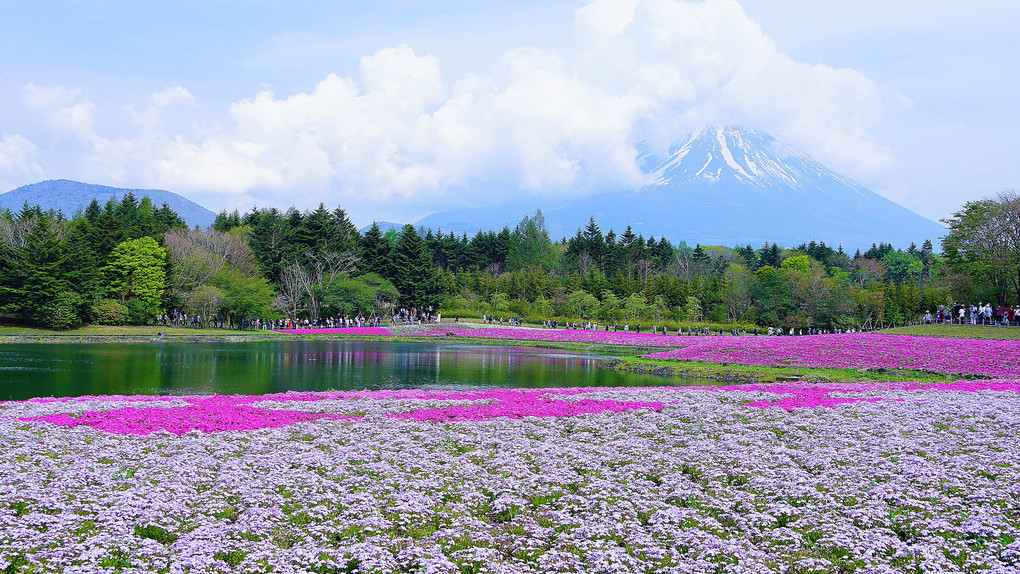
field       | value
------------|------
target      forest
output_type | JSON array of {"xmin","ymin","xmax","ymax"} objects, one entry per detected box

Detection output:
[{"xmin": 1, "ymin": 190, "xmax": 1017, "ymax": 330}]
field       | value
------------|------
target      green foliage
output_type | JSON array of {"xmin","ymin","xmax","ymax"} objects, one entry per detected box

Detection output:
[
  {"xmin": 780, "ymin": 254, "xmax": 811, "ymax": 273},
  {"xmin": 623, "ymin": 293, "xmax": 647, "ymax": 319},
  {"xmin": 881, "ymin": 251, "xmax": 922, "ymax": 284},
  {"xmin": 942, "ymin": 191, "xmax": 1020, "ymax": 304},
  {"xmin": 0, "ymin": 214, "xmax": 69, "ymax": 319},
  {"xmin": 359, "ymin": 223, "xmax": 392, "ymax": 277},
  {"xmin": 506, "ymin": 210, "xmax": 557, "ymax": 272},
  {"xmin": 39, "ymin": 291, "xmax": 88, "ymax": 329},
  {"xmin": 183, "ymin": 284, "xmax": 225, "ymax": 325},
  {"xmin": 92, "ymin": 299, "xmax": 130, "ymax": 325},
  {"xmin": 390, "ymin": 225, "xmax": 442, "ymax": 308},
  {"xmin": 567, "ymin": 290, "xmax": 598, "ymax": 319},
  {"xmin": 321, "ymin": 274, "xmax": 399, "ymax": 318},
  {"xmin": 598, "ymin": 290, "xmax": 621, "ymax": 321},
  {"xmin": 215, "ymin": 269, "xmax": 277, "ymax": 322},
  {"xmin": 101, "ymin": 236, "xmax": 167, "ymax": 321}
]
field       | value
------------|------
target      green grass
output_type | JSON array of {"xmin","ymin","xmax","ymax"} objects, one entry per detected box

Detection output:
[
  {"xmin": 877, "ymin": 324, "xmax": 1020, "ymax": 340},
  {"xmin": 605, "ymin": 356, "xmax": 964, "ymax": 385}
]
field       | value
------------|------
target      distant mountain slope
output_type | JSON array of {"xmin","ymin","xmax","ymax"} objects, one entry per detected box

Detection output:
[
  {"xmin": 0, "ymin": 179, "xmax": 217, "ymax": 228},
  {"xmin": 416, "ymin": 126, "xmax": 946, "ymax": 250},
  {"xmin": 358, "ymin": 221, "xmax": 405, "ymax": 234}
]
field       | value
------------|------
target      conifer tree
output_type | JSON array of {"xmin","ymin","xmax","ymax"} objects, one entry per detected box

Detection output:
[
  {"xmin": 389, "ymin": 225, "xmax": 441, "ymax": 308},
  {"xmin": 359, "ymin": 223, "xmax": 392, "ymax": 278}
]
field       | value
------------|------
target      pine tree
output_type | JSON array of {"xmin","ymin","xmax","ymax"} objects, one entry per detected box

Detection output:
[
  {"xmin": 359, "ymin": 223, "xmax": 392, "ymax": 278},
  {"xmin": 293, "ymin": 203, "xmax": 332, "ymax": 256},
  {"xmin": 1, "ymin": 215, "xmax": 69, "ymax": 318},
  {"xmin": 330, "ymin": 206, "xmax": 361, "ymax": 256},
  {"xmin": 389, "ymin": 225, "xmax": 442, "ymax": 308}
]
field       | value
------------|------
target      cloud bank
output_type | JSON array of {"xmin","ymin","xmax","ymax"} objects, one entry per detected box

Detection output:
[{"xmin": 12, "ymin": 0, "xmax": 889, "ymax": 221}]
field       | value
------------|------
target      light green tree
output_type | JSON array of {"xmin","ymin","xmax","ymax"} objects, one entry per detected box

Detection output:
[
  {"xmin": 568, "ymin": 290, "xmax": 598, "ymax": 319},
  {"xmin": 598, "ymin": 290, "xmax": 621, "ymax": 321},
  {"xmin": 649, "ymin": 295, "xmax": 667, "ymax": 322},
  {"xmin": 624, "ymin": 293, "xmax": 647, "ymax": 319},
  {"xmin": 683, "ymin": 296, "xmax": 702, "ymax": 322},
  {"xmin": 102, "ymin": 236, "xmax": 167, "ymax": 321},
  {"xmin": 534, "ymin": 297, "xmax": 553, "ymax": 317}
]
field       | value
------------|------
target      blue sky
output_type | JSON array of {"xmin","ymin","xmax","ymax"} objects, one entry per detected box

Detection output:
[{"xmin": 1, "ymin": 0, "xmax": 1017, "ymax": 226}]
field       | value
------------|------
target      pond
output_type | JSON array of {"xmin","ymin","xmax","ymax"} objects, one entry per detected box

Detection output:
[{"xmin": 0, "ymin": 340, "xmax": 716, "ymax": 401}]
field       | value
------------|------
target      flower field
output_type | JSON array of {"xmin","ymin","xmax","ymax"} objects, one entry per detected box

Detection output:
[
  {"xmin": 416, "ymin": 327, "xmax": 700, "ymax": 348},
  {"xmin": 4, "ymin": 383, "xmax": 1020, "ymax": 573},
  {"xmin": 413, "ymin": 327, "xmax": 1020, "ymax": 378},
  {"xmin": 643, "ymin": 333, "xmax": 1020, "ymax": 378},
  {"xmin": 275, "ymin": 327, "xmax": 393, "ymax": 336}
]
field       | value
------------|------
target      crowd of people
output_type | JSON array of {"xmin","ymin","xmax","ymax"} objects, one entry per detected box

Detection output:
[
  {"xmin": 925, "ymin": 303, "xmax": 1020, "ymax": 326},
  {"xmin": 391, "ymin": 306, "xmax": 439, "ymax": 326},
  {"xmin": 155, "ymin": 313, "xmax": 382, "ymax": 331},
  {"xmin": 156, "ymin": 302, "xmax": 1020, "ymax": 333}
]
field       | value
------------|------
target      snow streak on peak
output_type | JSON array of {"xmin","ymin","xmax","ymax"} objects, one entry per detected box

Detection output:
[{"xmin": 647, "ymin": 125, "xmax": 867, "ymax": 199}]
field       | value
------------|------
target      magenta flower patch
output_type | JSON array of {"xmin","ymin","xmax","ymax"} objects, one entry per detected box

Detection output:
[
  {"xmin": 15, "ymin": 379, "xmax": 1020, "ymax": 436},
  {"xmin": 275, "ymin": 327, "xmax": 392, "ymax": 335},
  {"xmin": 643, "ymin": 333, "xmax": 1020, "ymax": 378},
  {"xmin": 21, "ymin": 395, "xmax": 357, "ymax": 435},
  {"xmin": 15, "ymin": 388, "xmax": 663, "ymax": 435},
  {"xmin": 716, "ymin": 379, "xmax": 1020, "ymax": 410},
  {"xmin": 412, "ymin": 326, "xmax": 697, "ymax": 347},
  {"xmin": 389, "ymin": 389, "xmax": 663, "ymax": 422}
]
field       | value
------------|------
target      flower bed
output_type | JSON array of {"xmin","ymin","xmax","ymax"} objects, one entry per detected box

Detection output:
[
  {"xmin": 414, "ymin": 326, "xmax": 698, "ymax": 347},
  {"xmin": 644, "ymin": 333, "xmax": 1020, "ymax": 378},
  {"xmin": 4, "ymin": 383, "xmax": 1020, "ymax": 572},
  {"xmin": 275, "ymin": 327, "xmax": 392, "ymax": 336}
]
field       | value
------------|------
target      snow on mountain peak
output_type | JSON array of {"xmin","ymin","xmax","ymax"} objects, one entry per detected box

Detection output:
[{"xmin": 647, "ymin": 125, "xmax": 868, "ymax": 198}]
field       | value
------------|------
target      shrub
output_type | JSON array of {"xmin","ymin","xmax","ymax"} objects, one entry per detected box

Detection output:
[
  {"xmin": 93, "ymin": 299, "xmax": 129, "ymax": 326},
  {"xmin": 125, "ymin": 298, "xmax": 156, "ymax": 325},
  {"xmin": 39, "ymin": 292, "xmax": 87, "ymax": 330}
]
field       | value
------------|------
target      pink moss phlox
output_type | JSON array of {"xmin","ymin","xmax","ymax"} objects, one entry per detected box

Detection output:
[
  {"xmin": 15, "ymin": 387, "xmax": 661, "ymax": 434},
  {"xmin": 388, "ymin": 388, "xmax": 663, "ymax": 422},
  {"xmin": 16, "ymin": 379, "xmax": 1020, "ymax": 433},
  {"xmin": 274, "ymin": 327, "xmax": 392, "ymax": 335},
  {"xmin": 643, "ymin": 333, "xmax": 1020, "ymax": 378},
  {"xmin": 19, "ymin": 395, "xmax": 357, "ymax": 436},
  {"xmin": 713, "ymin": 379, "xmax": 1020, "ymax": 410},
  {"xmin": 409, "ymin": 327, "xmax": 694, "ymax": 347}
]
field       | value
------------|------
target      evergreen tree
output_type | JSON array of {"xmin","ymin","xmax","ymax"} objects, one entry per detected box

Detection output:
[
  {"xmin": 359, "ymin": 223, "xmax": 393, "ymax": 278},
  {"xmin": 330, "ymin": 206, "xmax": 361, "ymax": 255},
  {"xmin": 246, "ymin": 207, "xmax": 291, "ymax": 284},
  {"xmin": 389, "ymin": 225, "xmax": 442, "ymax": 308},
  {"xmin": 0, "ymin": 215, "xmax": 69, "ymax": 318},
  {"xmin": 506, "ymin": 210, "xmax": 556, "ymax": 272},
  {"xmin": 212, "ymin": 210, "xmax": 242, "ymax": 232},
  {"xmin": 293, "ymin": 203, "xmax": 333, "ymax": 256}
]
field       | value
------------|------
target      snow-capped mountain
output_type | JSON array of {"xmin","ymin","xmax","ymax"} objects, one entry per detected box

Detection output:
[
  {"xmin": 649, "ymin": 126, "xmax": 862, "ymax": 195},
  {"xmin": 416, "ymin": 126, "xmax": 945, "ymax": 249}
]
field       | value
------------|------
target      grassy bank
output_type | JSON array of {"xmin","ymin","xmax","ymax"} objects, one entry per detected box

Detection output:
[
  {"xmin": 877, "ymin": 323, "xmax": 1020, "ymax": 340},
  {"xmin": 602, "ymin": 355, "xmax": 962, "ymax": 384}
]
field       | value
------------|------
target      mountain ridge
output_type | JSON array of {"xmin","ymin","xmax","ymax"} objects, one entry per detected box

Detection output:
[{"xmin": 0, "ymin": 179, "xmax": 217, "ymax": 228}]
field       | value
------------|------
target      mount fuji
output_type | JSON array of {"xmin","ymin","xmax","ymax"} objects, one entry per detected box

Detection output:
[{"xmin": 415, "ymin": 126, "xmax": 945, "ymax": 250}]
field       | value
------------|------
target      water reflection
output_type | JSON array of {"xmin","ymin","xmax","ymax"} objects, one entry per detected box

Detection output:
[{"xmin": 0, "ymin": 341, "xmax": 714, "ymax": 401}]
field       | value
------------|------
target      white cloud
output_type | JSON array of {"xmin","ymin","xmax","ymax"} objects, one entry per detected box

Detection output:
[
  {"xmin": 0, "ymin": 134, "xmax": 43, "ymax": 191},
  {"xmin": 22, "ymin": 83, "xmax": 80, "ymax": 109},
  {"xmin": 20, "ymin": 0, "xmax": 892, "ymax": 216}
]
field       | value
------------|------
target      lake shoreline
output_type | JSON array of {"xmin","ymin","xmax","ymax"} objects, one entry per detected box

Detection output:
[{"xmin": 0, "ymin": 329, "xmax": 973, "ymax": 386}]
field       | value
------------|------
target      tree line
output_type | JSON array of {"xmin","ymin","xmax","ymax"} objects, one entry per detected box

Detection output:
[{"xmin": 1, "ymin": 190, "xmax": 1017, "ymax": 330}]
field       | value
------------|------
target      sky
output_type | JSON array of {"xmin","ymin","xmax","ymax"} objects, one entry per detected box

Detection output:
[{"xmin": 1, "ymin": 0, "xmax": 1017, "ymax": 227}]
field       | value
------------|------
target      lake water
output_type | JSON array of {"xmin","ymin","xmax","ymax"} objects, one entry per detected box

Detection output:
[{"xmin": 0, "ymin": 340, "xmax": 714, "ymax": 401}]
